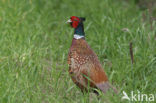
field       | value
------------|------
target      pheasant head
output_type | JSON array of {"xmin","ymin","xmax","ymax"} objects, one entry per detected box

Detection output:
[
  {"xmin": 67, "ymin": 16, "xmax": 86, "ymax": 38},
  {"xmin": 67, "ymin": 16, "xmax": 85, "ymax": 28}
]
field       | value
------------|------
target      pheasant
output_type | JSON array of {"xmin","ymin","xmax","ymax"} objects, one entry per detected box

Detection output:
[{"xmin": 67, "ymin": 16, "xmax": 117, "ymax": 94}]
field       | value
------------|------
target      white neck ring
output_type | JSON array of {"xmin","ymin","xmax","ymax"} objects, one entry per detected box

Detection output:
[{"xmin": 74, "ymin": 34, "xmax": 84, "ymax": 39}]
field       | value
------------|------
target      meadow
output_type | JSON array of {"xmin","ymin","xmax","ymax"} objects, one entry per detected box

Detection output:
[{"xmin": 0, "ymin": 0, "xmax": 155, "ymax": 103}]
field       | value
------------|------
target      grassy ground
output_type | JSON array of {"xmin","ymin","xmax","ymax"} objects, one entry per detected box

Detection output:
[{"xmin": 0, "ymin": 0, "xmax": 155, "ymax": 103}]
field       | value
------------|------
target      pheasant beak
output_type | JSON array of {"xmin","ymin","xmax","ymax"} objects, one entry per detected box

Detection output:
[{"xmin": 67, "ymin": 19, "xmax": 72, "ymax": 23}]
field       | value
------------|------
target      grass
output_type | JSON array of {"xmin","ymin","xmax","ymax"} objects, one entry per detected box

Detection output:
[{"xmin": 0, "ymin": 0, "xmax": 156, "ymax": 103}]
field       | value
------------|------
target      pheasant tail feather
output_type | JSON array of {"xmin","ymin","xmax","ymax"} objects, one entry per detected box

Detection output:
[{"xmin": 96, "ymin": 82, "xmax": 118, "ymax": 94}]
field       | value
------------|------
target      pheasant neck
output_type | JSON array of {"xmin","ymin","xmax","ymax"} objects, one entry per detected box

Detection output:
[{"xmin": 74, "ymin": 23, "xmax": 85, "ymax": 39}]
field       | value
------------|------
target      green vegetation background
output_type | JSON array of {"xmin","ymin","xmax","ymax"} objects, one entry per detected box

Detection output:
[{"xmin": 0, "ymin": 0, "xmax": 155, "ymax": 103}]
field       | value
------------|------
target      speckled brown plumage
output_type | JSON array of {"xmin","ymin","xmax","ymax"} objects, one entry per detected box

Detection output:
[{"xmin": 68, "ymin": 38, "xmax": 117, "ymax": 93}]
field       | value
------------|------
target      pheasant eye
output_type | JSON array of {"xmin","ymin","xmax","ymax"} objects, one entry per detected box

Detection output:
[{"xmin": 74, "ymin": 18, "xmax": 78, "ymax": 21}]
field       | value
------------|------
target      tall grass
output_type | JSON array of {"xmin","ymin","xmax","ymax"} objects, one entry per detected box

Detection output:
[{"xmin": 0, "ymin": 0, "xmax": 155, "ymax": 103}]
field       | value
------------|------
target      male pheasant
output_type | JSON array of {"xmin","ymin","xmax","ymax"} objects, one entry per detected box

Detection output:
[{"xmin": 67, "ymin": 16, "xmax": 117, "ymax": 94}]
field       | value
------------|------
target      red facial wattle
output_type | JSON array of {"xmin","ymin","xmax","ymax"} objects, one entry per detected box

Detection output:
[{"xmin": 70, "ymin": 16, "xmax": 80, "ymax": 28}]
